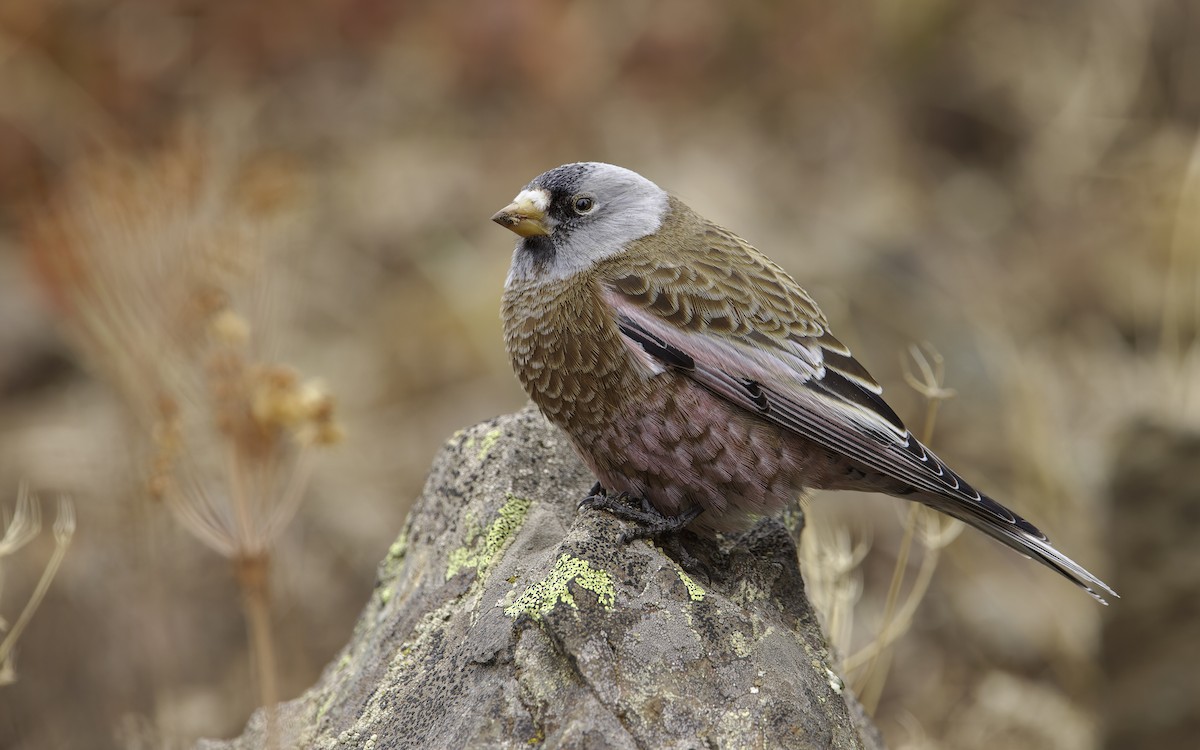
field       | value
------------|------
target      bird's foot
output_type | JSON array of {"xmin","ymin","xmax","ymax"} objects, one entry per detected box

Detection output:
[
  {"xmin": 615, "ymin": 503, "xmax": 704, "ymax": 541},
  {"xmin": 579, "ymin": 485, "xmax": 701, "ymax": 533},
  {"xmin": 578, "ymin": 484, "xmax": 706, "ymax": 573},
  {"xmin": 621, "ymin": 509, "xmax": 707, "ymax": 574},
  {"xmin": 577, "ymin": 482, "xmax": 656, "ymax": 514}
]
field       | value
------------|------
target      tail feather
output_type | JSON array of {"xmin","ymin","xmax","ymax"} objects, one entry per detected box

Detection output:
[{"xmin": 921, "ymin": 492, "xmax": 1118, "ymax": 605}]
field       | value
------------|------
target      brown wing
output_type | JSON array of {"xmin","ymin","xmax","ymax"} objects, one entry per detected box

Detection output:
[
  {"xmin": 598, "ymin": 201, "xmax": 1116, "ymax": 602},
  {"xmin": 605, "ymin": 208, "xmax": 908, "ymax": 437}
]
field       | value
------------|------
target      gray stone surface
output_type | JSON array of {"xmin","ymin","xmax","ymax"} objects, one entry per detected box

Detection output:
[{"xmin": 198, "ymin": 405, "xmax": 882, "ymax": 749}]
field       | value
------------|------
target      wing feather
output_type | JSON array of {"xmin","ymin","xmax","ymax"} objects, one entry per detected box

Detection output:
[{"xmin": 599, "ymin": 207, "xmax": 1116, "ymax": 601}]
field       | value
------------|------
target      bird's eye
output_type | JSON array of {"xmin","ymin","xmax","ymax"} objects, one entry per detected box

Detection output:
[{"xmin": 572, "ymin": 195, "xmax": 595, "ymax": 214}]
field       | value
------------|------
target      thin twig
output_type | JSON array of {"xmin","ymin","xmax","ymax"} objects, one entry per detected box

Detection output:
[
  {"xmin": 0, "ymin": 496, "xmax": 76, "ymax": 685},
  {"xmin": 235, "ymin": 554, "xmax": 278, "ymax": 750}
]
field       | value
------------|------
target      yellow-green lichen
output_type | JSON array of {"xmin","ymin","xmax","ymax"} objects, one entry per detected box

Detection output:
[
  {"xmin": 734, "ymin": 578, "xmax": 768, "ymax": 604},
  {"xmin": 445, "ymin": 494, "xmax": 532, "ymax": 580},
  {"xmin": 730, "ymin": 624, "xmax": 774, "ymax": 658},
  {"xmin": 676, "ymin": 569, "xmax": 706, "ymax": 601},
  {"xmin": 504, "ymin": 554, "xmax": 615, "ymax": 621},
  {"xmin": 463, "ymin": 427, "xmax": 503, "ymax": 460},
  {"xmin": 445, "ymin": 546, "xmax": 476, "ymax": 580},
  {"xmin": 315, "ymin": 690, "xmax": 336, "ymax": 724},
  {"xmin": 380, "ymin": 528, "xmax": 411, "ymax": 581},
  {"xmin": 387, "ymin": 531, "xmax": 408, "ymax": 561},
  {"xmin": 716, "ymin": 708, "xmax": 756, "ymax": 741},
  {"xmin": 476, "ymin": 428, "xmax": 502, "ymax": 459},
  {"xmin": 730, "ymin": 630, "xmax": 752, "ymax": 658},
  {"xmin": 646, "ymin": 540, "xmax": 706, "ymax": 602}
]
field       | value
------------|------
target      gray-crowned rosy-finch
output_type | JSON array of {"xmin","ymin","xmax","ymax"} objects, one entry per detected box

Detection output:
[{"xmin": 494, "ymin": 161, "xmax": 1115, "ymax": 603}]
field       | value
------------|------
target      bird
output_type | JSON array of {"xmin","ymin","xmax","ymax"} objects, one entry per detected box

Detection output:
[{"xmin": 493, "ymin": 161, "xmax": 1116, "ymax": 603}]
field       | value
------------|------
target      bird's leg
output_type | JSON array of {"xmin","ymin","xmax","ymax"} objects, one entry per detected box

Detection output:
[
  {"xmin": 616, "ymin": 503, "xmax": 704, "ymax": 541},
  {"xmin": 578, "ymin": 486, "xmax": 707, "ymax": 570},
  {"xmin": 654, "ymin": 532, "xmax": 706, "ymax": 576},
  {"xmin": 579, "ymin": 486, "xmax": 701, "ymax": 532},
  {"xmin": 618, "ymin": 505, "xmax": 706, "ymax": 573},
  {"xmin": 577, "ymin": 483, "xmax": 648, "ymax": 520},
  {"xmin": 579, "ymin": 489, "xmax": 664, "ymax": 525}
]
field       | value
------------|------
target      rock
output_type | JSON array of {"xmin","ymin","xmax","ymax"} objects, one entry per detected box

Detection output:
[{"xmin": 198, "ymin": 405, "xmax": 882, "ymax": 750}]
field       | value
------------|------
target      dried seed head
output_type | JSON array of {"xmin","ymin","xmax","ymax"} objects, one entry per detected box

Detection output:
[
  {"xmin": 24, "ymin": 131, "xmax": 336, "ymax": 558},
  {"xmin": 210, "ymin": 310, "xmax": 251, "ymax": 347}
]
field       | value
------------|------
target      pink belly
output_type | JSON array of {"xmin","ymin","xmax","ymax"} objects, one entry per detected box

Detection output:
[{"xmin": 559, "ymin": 374, "xmax": 833, "ymax": 534}]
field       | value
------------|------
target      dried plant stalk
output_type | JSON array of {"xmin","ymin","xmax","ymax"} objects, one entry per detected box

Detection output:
[
  {"xmin": 0, "ymin": 485, "xmax": 76, "ymax": 686},
  {"xmin": 24, "ymin": 131, "xmax": 339, "ymax": 741},
  {"xmin": 798, "ymin": 503, "xmax": 868, "ymax": 659}
]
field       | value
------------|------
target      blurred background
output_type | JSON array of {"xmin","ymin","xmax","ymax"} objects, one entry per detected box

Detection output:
[{"xmin": 0, "ymin": 1, "xmax": 1197, "ymax": 748}]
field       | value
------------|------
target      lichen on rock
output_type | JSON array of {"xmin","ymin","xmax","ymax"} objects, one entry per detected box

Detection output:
[
  {"xmin": 197, "ymin": 405, "xmax": 882, "ymax": 750},
  {"xmin": 504, "ymin": 553, "xmax": 616, "ymax": 621}
]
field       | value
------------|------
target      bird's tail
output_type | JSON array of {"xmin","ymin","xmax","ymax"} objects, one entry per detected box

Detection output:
[{"xmin": 919, "ymin": 491, "xmax": 1118, "ymax": 605}]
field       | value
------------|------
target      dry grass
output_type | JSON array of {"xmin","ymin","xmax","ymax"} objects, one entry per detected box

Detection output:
[
  {"xmin": 848, "ymin": 345, "xmax": 964, "ymax": 711},
  {"xmin": 0, "ymin": 483, "xmax": 74, "ymax": 686},
  {"xmin": 21, "ymin": 131, "xmax": 341, "ymax": 746}
]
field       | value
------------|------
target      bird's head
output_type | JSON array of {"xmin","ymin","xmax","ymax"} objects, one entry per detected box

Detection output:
[{"xmin": 493, "ymin": 162, "xmax": 668, "ymax": 284}]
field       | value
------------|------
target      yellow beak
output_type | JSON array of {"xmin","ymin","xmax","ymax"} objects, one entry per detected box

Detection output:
[{"xmin": 491, "ymin": 195, "xmax": 551, "ymax": 238}]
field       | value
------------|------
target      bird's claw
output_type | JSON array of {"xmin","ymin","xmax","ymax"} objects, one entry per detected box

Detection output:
[
  {"xmin": 620, "ymin": 511, "xmax": 708, "ymax": 577},
  {"xmin": 579, "ymin": 488, "xmax": 694, "ymax": 529},
  {"xmin": 578, "ymin": 490, "xmax": 661, "ymax": 524},
  {"xmin": 577, "ymin": 485, "xmax": 707, "ymax": 572},
  {"xmin": 615, "ymin": 503, "xmax": 704, "ymax": 539},
  {"xmin": 577, "ymin": 481, "xmax": 607, "ymax": 510}
]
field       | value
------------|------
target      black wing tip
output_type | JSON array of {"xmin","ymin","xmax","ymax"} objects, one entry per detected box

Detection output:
[
  {"xmin": 1088, "ymin": 575, "xmax": 1120, "ymax": 603},
  {"xmin": 930, "ymin": 487, "xmax": 1119, "ymax": 605},
  {"xmin": 1084, "ymin": 582, "xmax": 1119, "ymax": 606},
  {"xmin": 1024, "ymin": 531, "xmax": 1119, "ymax": 605}
]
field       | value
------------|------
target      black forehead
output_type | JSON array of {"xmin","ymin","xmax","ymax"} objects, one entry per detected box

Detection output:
[{"xmin": 529, "ymin": 163, "xmax": 592, "ymax": 196}]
